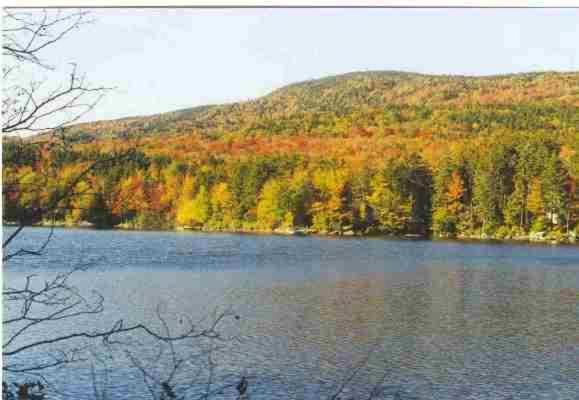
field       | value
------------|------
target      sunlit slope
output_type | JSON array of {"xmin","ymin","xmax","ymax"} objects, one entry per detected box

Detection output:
[{"xmin": 43, "ymin": 70, "xmax": 579, "ymax": 141}]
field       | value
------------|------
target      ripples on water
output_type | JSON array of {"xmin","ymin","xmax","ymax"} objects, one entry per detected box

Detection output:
[{"xmin": 3, "ymin": 228, "xmax": 579, "ymax": 399}]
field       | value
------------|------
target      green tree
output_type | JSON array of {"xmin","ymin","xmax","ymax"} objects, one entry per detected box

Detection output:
[
  {"xmin": 541, "ymin": 153, "xmax": 567, "ymax": 229},
  {"xmin": 281, "ymin": 170, "xmax": 313, "ymax": 228},
  {"xmin": 472, "ymin": 140, "xmax": 514, "ymax": 234},
  {"xmin": 367, "ymin": 165, "xmax": 411, "ymax": 234},
  {"xmin": 527, "ymin": 178, "xmax": 545, "ymax": 230}
]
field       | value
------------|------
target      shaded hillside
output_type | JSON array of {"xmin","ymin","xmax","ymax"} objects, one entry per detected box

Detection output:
[{"xmin": 41, "ymin": 70, "xmax": 579, "ymax": 142}]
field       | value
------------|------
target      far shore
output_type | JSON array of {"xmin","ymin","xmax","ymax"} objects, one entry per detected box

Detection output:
[{"xmin": 4, "ymin": 220, "xmax": 577, "ymax": 246}]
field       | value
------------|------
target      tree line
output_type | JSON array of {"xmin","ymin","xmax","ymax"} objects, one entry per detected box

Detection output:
[{"xmin": 4, "ymin": 129, "xmax": 579, "ymax": 242}]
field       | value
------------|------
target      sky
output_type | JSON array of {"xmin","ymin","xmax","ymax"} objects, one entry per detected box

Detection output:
[{"xmin": 32, "ymin": 8, "xmax": 579, "ymax": 123}]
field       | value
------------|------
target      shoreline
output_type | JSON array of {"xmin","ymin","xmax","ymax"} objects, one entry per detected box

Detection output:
[{"xmin": 4, "ymin": 221, "xmax": 577, "ymax": 246}]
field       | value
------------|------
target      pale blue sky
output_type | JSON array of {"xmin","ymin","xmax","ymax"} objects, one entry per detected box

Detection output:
[{"xmin": 38, "ymin": 8, "xmax": 579, "ymax": 123}]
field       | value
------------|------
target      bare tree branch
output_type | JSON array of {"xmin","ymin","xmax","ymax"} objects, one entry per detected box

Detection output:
[
  {"xmin": 328, "ymin": 344, "xmax": 380, "ymax": 400},
  {"xmin": 2, "ymin": 9, "xmax": 112, "ymax": 134},
  {"xmin": 2, "ymin": 10, "xmax": 249, "ymax": 399},
  {"xmin": 2, "ymin": 9, "xmax": 92, "ymax": 69}
]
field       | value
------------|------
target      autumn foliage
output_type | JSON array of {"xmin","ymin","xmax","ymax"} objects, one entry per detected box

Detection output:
[{"xmin": 4, "ymin": 71, "xmax": 579, "ymax": 240}]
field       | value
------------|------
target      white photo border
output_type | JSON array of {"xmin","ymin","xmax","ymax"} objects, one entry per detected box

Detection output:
[{"xmin": 4, "ymin": 1, "xmax": 579, "ymax": 9}]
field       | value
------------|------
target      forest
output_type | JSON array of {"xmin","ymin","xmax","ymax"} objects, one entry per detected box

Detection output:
[{"xmin": 3, "ymin": 71, "xmax": 579, "ymax": 243}]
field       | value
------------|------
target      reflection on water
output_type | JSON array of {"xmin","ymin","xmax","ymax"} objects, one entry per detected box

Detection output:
[
  {"xmin": 228, "ymin": 266, "xmax": 579, "ymax": 399},
  {"xmin": 3, "ymin": 228, "xmax": 579, "ymax": 399}
]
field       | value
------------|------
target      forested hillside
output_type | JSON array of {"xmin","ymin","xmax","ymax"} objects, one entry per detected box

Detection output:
[
  {"xmin": 33, "ymin": 70, "xmax": 579, "ymax": 141},
  {"xmin": 4, "ymin": 71, "xmax": 579, "ymax": 242}
]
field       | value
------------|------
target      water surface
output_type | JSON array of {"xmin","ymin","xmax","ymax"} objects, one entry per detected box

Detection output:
[{"xmin": 3, "ymin": 228, "xmax": 579, "ymax": 399}]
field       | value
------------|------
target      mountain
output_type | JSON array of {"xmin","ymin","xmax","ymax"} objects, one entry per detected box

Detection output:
[{"xmin": 42, "ymin": 70, "xmax": 579, "ymax": 142}]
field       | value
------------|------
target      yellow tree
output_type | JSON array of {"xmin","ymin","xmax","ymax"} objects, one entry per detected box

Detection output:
[
  {"xmin": 67, "ymin": 180, "xmax": 92, "ymax": 223},
  {"xmin": 311, "ymin": 168, "xmax": 351, "ymax": 233},
  {"xmin": 210, "ymin": 182, "xmax": 234, "ymax": 229},
  {"xmin": 176, "ymin": 185, "xmax": 211, "ymax": 227},
  {"xmin": 367, "ymin": 174, "xmax": 411, "ymax": 234},
  {"xmin": 256, "ymin": 179, "xmax": 284, "ymax": 230}
]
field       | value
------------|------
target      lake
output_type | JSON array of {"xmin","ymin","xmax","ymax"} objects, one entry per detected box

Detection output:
[{"xmin": 3, "ymin": 228, "xmax": 579, "ymax": 399}]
